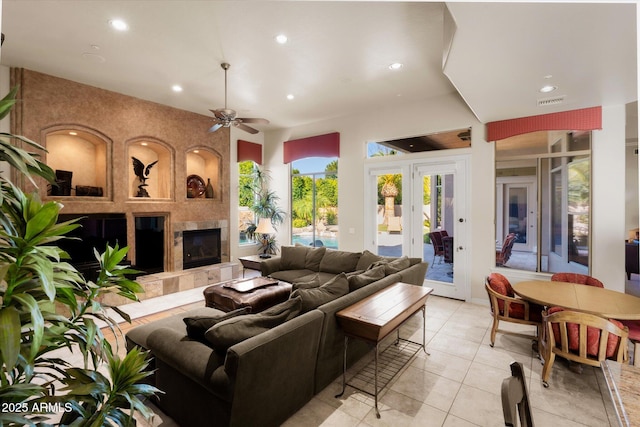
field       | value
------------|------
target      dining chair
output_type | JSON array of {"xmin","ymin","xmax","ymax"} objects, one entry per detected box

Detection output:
[
  {"xmin": 550, "ymin": 272, "xmax": 604, "ymax": 288},
  {"xmin": 619, "ymin": 319, "xmax": 640, "ymax": 367},
  {"xmin": 540, "ymin": 307, "xmax": 629, "ymax": 387},
  {"xmin": 501, "ymin": 361, "xmax": 534, "ymax": 427},
  {"xmin": 496, "ymin": 233, "xmax": 517, "ymax": 267},
  {"xmin": 485, "ymin": 273, "xmax": 543, "ymax": 348},
  {"xmin": 429, "ymin": 231, "xmax": 444, "ymax": 264}
]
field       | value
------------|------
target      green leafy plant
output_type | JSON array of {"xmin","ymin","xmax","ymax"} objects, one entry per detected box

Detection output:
[
  {"xmin": 241, "ymin": 166, "xmax": 285, "ymax": 253},
  {"xmin": 0, "ymin": 87, "xmax": 158, "ymax": 426}
]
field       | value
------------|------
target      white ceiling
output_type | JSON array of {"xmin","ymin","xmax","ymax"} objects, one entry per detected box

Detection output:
[{"xmin": 0, "ymin": 1, "xmax": 636, "ymax": 132}]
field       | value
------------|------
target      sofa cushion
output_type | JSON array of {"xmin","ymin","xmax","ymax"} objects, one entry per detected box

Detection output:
[
  {"xmin": 280, "ymin": 246, "xmax": 309, "ymax": 270},
  {"xmin": 347, "ymin": 265, "xmax": 386, "ymax": 291},
  {"xmin": 270, "ymin": 269, "xmax": 315, "ymax": 283},
  {"xmin": 183, "ymin": 307, "xmax": 251, "ymax": 342},
  {"xmin": 291, "ymin": 273, "xmax": 349, "ymax": 313},
  {"xmin": 292, "ymin": 275, "xmax": 321, "ymax": 291},
  {"xmin": 305, "ymin": 246, "xmax": 326, "ymax": 271},
  {"xmin": 205, "ymin": 296, "xmax": 303, "ymax": 353},
  {"xmin": 355, "ymin": 250, "xmax": 384, "ymax": 271},
  {"xmin": 319, "ymin": 249, "xmax": 362, "ymax": 274},
  {"xmin": 382, "ymin": 256, "xmax": 411, "ymax": 274}
]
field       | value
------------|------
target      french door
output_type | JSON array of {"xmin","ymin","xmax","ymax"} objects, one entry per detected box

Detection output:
[{"xmin": 365, "ymin": 155, "xmax": 469, "ymax": 300}]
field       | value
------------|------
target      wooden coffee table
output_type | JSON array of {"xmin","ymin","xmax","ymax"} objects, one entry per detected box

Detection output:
[{"xmin": 335, "ymin": 282, "xmax": 433, "ymax": 418}]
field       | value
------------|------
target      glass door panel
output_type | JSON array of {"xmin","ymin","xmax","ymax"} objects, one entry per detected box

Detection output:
[
  {"xmin": 414, "ymin": 160, "xmax": 467, "ymax": 300},
  {"xmin": 373, "ymin": 171, "xmax": 403, "ymax": 257},
  {"xmin": 421, "ymin": 172, "xmax": 453, "ymax": 284}
]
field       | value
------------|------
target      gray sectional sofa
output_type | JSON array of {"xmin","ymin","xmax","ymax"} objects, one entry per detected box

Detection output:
[{"xmin": 125, "ymin": 246, "xmax": 428, "ymax": 427}]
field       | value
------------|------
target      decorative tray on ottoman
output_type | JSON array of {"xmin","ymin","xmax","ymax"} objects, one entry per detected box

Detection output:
[{"xmin": 222, "ymin": 277, "xmax": 279, "ymax": 293}]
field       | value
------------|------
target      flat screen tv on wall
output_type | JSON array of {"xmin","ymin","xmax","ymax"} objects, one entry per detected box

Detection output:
[{"xmin": 57, "ymin": 213, "xmax": 128, "ymax": 280}]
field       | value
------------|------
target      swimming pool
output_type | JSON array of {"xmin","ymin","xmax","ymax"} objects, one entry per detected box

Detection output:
[{"xmin": 292, "ymin": 235, "xmax": 338, "ymax": 249}]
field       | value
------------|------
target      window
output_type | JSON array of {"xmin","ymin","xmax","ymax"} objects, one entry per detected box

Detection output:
[
  {"xmin": 495, "ymin": 131, "xmax": 591, "ymax": 273},
  {"xmin": 238, "ymin": 160, "xmax": 257, "ymax": 245},
  {"xmin": 291, "ymin": 157, "xmax": 338, "ymax": 248}
]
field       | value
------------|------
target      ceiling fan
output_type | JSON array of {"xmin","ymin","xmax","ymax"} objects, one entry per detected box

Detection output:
[{"xmin": 208, "ymin": 62, "xmax": 269, "ymax": 134}]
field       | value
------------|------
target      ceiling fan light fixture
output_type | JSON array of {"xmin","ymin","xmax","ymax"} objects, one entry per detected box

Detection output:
[{"xmin": 207, "ymin": 63, "xmax": 269, "ymax": 134}]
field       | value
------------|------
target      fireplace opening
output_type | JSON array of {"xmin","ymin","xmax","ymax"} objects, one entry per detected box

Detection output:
[
  {"xmin": 135, "ymin": 216, "xmax": 165, "ymax": 274},
  {"xmin": 183, "ymin": 228, "xmax": 221, "ymax": 269}
]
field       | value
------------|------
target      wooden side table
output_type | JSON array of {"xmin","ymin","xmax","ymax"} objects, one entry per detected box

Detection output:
[
  {"xmin": 335, "ymin": 282, "xmax": 433, "ymax": 418},
  {"xmin": 238, "ymin": 255, "xmax": 280, "ymax": 277}
]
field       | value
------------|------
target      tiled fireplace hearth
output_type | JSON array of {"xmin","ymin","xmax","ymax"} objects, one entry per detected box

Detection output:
[{"xmin": 101, "ymin": 222, "xmax": 241, "ymax": 307}]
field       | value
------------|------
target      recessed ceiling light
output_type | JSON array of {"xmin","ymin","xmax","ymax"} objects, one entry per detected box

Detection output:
[
  {"xmin": 193, "ymin": 150, "xmax": 199, "ymax": 154},
  {"xmin": 172, "ymin": 85, "xmax": 183, "ymax": 92},
  {"xmin": 141, "ymin": 142, "xmax": 148, "ymax": 146},
  {"xmin": 275, "ymin": 34, "xmax": 288, "ymax": 44},
  {"xmin": 539, "ymin": 85, "xmax": 558, "ymax": 93},
  {"xmin": 389, "ymin": 62, "xmax": 403, "ymax": 70},
  {"xmin": 109, "ymin": 19, "xmax": 128, "ymax": 31},
  {"xmin": 287, "ymin": 94, "xmax": 295, "ymax": 100},
  {"xmin": 69, "ymin": 131, "xmax": 77, "ymax": 136}
]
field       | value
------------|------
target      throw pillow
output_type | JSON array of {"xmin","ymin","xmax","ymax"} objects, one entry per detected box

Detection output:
[
  {"xmin": 291, "ymin": 273, "xmax": 349, "ymax": 313},
  {"xmin": 319, "ymin": 250, "xmax": 362, "ymax": 274},
  {"xmin": 355, "ymin": 249, "xmax": 384, "ymax": 271},
  {"xmin": 280, "ymin": 245, "xmax": 309, "ymax": 270},
  {"xmin": 183, "ymin": 307, "xmax": 251, "ymax": 342},
  {"xmin": 304, "ymin": 246, "xmax": 326, "ymax": 271},
  {"xmin": 292, "ymin": 275, "xmax": 321, "ymax": 291},
  {"xmin": 383, "ymin": 256, "xmax": 410, "ymax": 274},
  {"xmin": 204, "ymin": 296, "xmax": 303, "ymax": 353},
  {"xmin": 347, "ymin": 265, "xmax": 386, "ymax": 291}
]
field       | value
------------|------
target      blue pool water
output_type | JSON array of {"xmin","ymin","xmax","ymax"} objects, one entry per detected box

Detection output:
[{"xmin": 292, "ymin": 235, "xmax": 338, "ymax": 249}]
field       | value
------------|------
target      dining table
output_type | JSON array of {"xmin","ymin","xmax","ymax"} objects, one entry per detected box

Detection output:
[{"xmin": 511, "ymin": 280, "xmax": 640, "ymax": 320}]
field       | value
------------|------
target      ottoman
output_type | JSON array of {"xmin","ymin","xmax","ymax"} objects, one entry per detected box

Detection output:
[{"xmin": 203, "ymin": 277, "xmax": 292, "ymax": 313}]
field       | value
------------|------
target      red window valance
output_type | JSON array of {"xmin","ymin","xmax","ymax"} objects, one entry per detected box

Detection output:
[
  {"xmin": 283, "ymin": 132, "xmax": 340, "ymax": 164},
  {"xmin": 237, "ymin": 139, "xmax": 262, "ymax": 165},
  {"xmin": 486, "ymin": 106, "xmax": 602, "ymax": 141}
]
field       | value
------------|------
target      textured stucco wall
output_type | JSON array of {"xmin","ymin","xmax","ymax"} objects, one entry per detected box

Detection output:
[{"xmin": 10, "ymin": 68, "xmax": 231, "ymax": 270}]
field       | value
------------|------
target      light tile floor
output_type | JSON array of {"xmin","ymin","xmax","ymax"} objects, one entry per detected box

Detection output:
[{"xmin": 109, "ymin": 273, "xmax": 619, "ymax": 427}]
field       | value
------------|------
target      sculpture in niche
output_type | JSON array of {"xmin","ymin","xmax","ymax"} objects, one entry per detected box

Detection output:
[{"xmin": 132, "ymin": 157, "xmax": 158, "ymax": 198}]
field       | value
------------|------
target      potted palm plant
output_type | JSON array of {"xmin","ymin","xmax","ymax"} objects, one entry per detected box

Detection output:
[
  {"xmin": 242, "ymin": 166, "xmax": 285, "ymax": 256},
  {"xmin": 0, "ymin": 86, "xmax": 158, "ymax": 426}
]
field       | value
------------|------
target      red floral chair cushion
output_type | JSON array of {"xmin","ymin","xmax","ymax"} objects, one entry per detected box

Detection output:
[
  {"xmin": 487, "ymin": 273, "xmax": 543, "ymax": 322},
  {"xmin": 548, "ymin": 306, "xmax": 623, "ymax": 358},
  {"xmin": 550, "ymin": 272, "xmax": 604, "ymax": 288},
  {"xmin": 620, "ymin": 319, "xmax": 640, "ymax": 341}
]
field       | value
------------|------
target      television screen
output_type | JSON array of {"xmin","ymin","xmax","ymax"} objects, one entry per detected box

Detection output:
[{"xmin": 57, "ymin": 213, "xmax": 128, "ymax": 265}]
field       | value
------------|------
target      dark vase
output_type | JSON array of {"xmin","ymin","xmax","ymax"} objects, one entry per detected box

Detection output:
[{"xmin": 205, "ymin": 178, "xmax": 214, "ymax": 198}]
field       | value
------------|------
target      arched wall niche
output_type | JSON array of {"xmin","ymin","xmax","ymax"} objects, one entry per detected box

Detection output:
[
  {"xmin": 42, "ymin": 124, "xmax": 112, "ymax": 199},
  {"xmin": 127, "ymin": 136, "xmax": 174, "ymax": 200},
  {"xmin": 186, "ymin": 146, "xmax": 223, "ymax": 201}
]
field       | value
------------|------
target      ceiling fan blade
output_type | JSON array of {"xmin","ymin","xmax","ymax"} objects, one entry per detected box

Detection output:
[
  {"xmin": 208, "ymin": 123, "xmax": 223, "ymax": 133},
  {"xmin": 237, "ymin": 118, "xmax": 270, "ymax": 125},
  {"xmin": 234, "ymin": 122, "xmax": 259, "ymax": 134}
]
